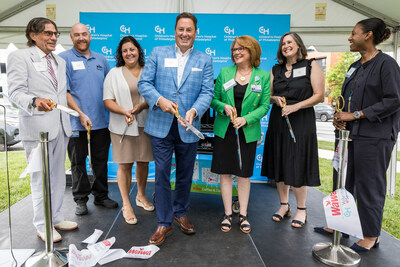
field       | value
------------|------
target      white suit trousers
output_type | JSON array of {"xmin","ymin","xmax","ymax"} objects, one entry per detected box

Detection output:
[{"xmin": 22, "ymin": 127, "xmax": 69, "ymax": 232}]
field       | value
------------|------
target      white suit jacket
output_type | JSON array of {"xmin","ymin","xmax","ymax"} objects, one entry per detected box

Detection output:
[{"xmin": 7, "ymin": 46, "xmax": 72, "ymax": 141}]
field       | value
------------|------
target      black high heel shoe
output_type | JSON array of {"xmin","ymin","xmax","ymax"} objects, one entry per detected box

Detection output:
[
  {"xmin": 291, "ymin": 207, "xmax": 307, "ymax": 228},
  {"xmin": 350, "ymin": 238, "xmax": 380, "ymax": 252},
  {"xmin": 314, "ymin": 227, "xmax": 350, "ymax": 238},
  {"xmin": 220, "ymin": 214, "xmax": 233, "ymax": 232},
  {"xmin": 239, "ymin": 214, "xmax": 251, "ymax": 234},
  {"xmin": 272, "ymin": 203, "xmax": 291, "ymax": 222}
]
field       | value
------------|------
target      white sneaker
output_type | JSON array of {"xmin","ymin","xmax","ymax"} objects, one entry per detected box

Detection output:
[
  {"xmin": 37, "ymin": 228, "xmax": 62, "ymax": 243},
  {"xmin": 54, "ymin": 220, "xmax": 78, "ymax": 230}
]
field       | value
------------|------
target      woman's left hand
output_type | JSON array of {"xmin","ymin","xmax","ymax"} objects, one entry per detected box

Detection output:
[
  {"xmin": 282, "ymin": 104, "xmax": 300, "ymax": 116},
  {"xmin": 335, "ymin": 111, "xmax": 355, "ymax": 122},
  {"xmin": 233, "ymin": 117, "xmax": 247, "ymax": 129}
]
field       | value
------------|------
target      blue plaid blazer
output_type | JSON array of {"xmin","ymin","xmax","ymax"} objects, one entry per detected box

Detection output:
[{"xmin": 138, "ymin": 45, "xmax": 214, "ymax": 143}]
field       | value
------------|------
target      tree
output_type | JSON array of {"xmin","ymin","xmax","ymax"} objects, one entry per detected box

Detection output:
[{"xmin": 326, "ymin": 52, "xmax": 360, "ymax": 98}]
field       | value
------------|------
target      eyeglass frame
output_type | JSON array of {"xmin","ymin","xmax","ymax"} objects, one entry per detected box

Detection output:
[
  {"xmin": 231, "ymin": 46, "xmax": 246, "ymax": 53},
  {"xmin": 40, "ymin": 30, "xmax": 60, "ymax": 38}
]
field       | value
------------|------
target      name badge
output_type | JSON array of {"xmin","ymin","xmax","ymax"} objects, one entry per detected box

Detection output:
[
  {"xmin": 71, "ymin": 131, "xmax": 79, "ymax": 138},
  {"xmin": 223, "ymin": 79, "xmax": 236, "ymax": 91},
  {"xmin": 346, "ymin": 67, "xmax": 357, "ymax": 78},
  {"xmin": 71, "ymin": 61, "xmax": 85, "ymax": 70},
  {"xmin": 251, "ymin": 84, "xmax": 262, "ymax": 92},
  {"xmin": 33, "ymin": 62, "xmax": 47, "ymax": 72},
  {"xmin": 293, "ymin": 67, "xmax": 306, "ymax": 78},
  {"xmin": 164, "ymin": 58, "xmax": 178, "ymax": 67}
]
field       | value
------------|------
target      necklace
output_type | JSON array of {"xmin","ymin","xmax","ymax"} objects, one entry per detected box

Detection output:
[
  {"xmin": 237, "ymin": 69, "xmax": 252, "ymax": 82},
  {"xmin": 370, "ymin": 49, "xmax": 378, "ymax": 60}
]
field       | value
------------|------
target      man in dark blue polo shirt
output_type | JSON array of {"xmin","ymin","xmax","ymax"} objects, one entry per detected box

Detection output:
[{"xmin": 60, "ymin": 23, "xmax": 117, "ymax": 215}]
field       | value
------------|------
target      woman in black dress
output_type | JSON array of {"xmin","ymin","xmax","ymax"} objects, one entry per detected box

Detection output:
[{"xmin": 261, "ymin": 32, "xmax": 324, "ymax": 228}]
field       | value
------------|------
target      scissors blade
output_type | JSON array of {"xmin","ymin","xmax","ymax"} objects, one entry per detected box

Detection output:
[
  {"xmin": 184, "ymin": 120, "xmax": 205, "ymax": 139},
  {"xmin": 235, "ymin": 129, "xmax": 242, "ymax": 170},
  {"xmin": 54, "ymin": 103, "xmax": 80, "ymax": 117},
  {"xmin": 284, "ymin": 115, "xmax": 296, "ymax": 143},
  {"xmin": 120, "ymin": 123, "xmax": 130, "ymax": 143}
]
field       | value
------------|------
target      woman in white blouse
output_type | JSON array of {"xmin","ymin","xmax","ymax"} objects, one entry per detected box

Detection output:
[{"xmin": 103, "ymin": 36, "xmax": 154, "ymax": 225}]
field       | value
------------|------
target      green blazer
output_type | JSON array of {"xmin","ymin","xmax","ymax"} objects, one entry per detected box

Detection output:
[{"xmin": 211, "ymin": 65, "xmax": 271, "ymax": 143}]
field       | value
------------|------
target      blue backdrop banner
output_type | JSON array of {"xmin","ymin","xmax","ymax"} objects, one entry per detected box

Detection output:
[{"xmin": 80, "ymin": 12, "xmax": 290, "ymax": 181}]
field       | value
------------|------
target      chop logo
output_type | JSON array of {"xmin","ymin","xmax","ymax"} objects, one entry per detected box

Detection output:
[
  {"xmin": 86, "ymin": 24, "xmax": 95, "ymax": 34},
  {"xmin": 155, "ymin": 25, "xmax": 165, "ymax": 34},
  {"xmin": 120, "ymin": 25, "xmax": 130, "ymax": 33},
  {"xmin": 205, "ymin": 47, "xmax": 215, "ymax": 56},
  {"xmin": 224, "ymin": 26, "xmax": 234, "ymax": 35},
  {"xmin": 101, "ymin": 46, "xmax": 112, "ymax": 55},
  {"xmin": 259, "ymin": 26, "xmax": 269, "ymax": 35}
]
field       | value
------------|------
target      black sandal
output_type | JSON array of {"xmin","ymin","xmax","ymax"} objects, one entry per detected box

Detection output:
[
  {"xmin": 272, "ymin": 203, "xmax": 291, "ymax": 222},
  {"xmin": 239, "ymin": 214, "xmax": 251, "ymax": 234},
  {"xmin": 220, "ymin": 214, "xmax": 233, "ymax": 232},
  {"xmin": 291, "ymin": 207, "xmax": 307, "ymax": 228}
]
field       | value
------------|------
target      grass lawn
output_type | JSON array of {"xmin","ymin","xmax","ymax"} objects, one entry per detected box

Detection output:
[
  {"xmin": 0, "ymin": 150, "xmax": 71, "ymax": 212},
  {"xmin": 318, "ymin": 140, "xmax": 400, "ymax": 161},
  {"xmin": 317, "ymin": 158, "xmax": 400, "ymax": 239},
  {"xmin": 1, "ymin": 150, "xmax": 399, "ymax": 239}
]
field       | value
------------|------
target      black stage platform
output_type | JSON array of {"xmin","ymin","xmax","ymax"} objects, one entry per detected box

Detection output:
[{"xmin": 1, "ymin": 182, "xmax": 399, "ymax": 266}]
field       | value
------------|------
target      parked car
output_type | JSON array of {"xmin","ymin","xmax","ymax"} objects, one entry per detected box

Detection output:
[
  {"xmin": 314, "ymin": 103, "xmax": 335, "ymax": 122},
  {"xmin": 0, "ymin": 99, "xmax": 21, "ymax": 147},
  {"xmin": 0, "ymin": 120, "xmax": 20, "ymax": 147}
]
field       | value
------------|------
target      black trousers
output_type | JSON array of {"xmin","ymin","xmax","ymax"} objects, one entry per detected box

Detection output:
[
  {"xmin": 68, "ymin": 128, "xmax": 111, "ymax": 204},
  {"xmin": 333, "ymin": 137, "xmax": 395, "ymax": 237}
]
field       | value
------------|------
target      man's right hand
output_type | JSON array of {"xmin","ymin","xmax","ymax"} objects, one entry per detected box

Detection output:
[
  {"xmin": 79, "ymin": 113, "xmax": 92, "ymax": 130},
  {"xmin": 35, "ymin": 98, "xmax": 54, "ymax": 112},
  {"xmin": 158, "ymin": 97, "xmax": 177, "ymax": 115}
]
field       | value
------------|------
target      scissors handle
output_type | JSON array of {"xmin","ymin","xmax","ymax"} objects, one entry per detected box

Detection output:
[{"xmin": 281, "ymin": 96, "xmax": 287, "ymax": 107}]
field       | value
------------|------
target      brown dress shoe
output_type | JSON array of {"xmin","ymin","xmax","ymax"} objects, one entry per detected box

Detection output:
[
  {"xmin": 174, "ymin": 216, "xmax": 196, "ymax": 234},
  {"xmin": 148, "ymin": 226, "xmax": 172, "ymax": 246}
]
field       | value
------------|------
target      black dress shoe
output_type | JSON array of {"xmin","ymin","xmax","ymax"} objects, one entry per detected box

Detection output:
[
  {"xmin": 314, "ymin": 227, "xmax": 349, "ymax": 238},
  {"xmin": 94, "ymin": 198, "xmax": 118, "ymax": 209},
  {"xmin": 75, "ymin": 203, "xmax": 88, "ymax": 215}
]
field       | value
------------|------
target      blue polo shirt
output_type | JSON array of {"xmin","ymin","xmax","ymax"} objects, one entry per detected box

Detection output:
[{"xmin": 59, "ymin": 47, "xmax": 110, "ymax": 131}]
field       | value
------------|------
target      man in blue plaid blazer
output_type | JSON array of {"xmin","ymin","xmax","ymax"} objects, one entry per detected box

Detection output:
[{"xmin": 138, "ymin": 12, "xmax": 214, "ymax": 246}]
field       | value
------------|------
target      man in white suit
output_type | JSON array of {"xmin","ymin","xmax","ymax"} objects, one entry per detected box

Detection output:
[{"xmin": 7, "ymin": 17, "xmax": 78, "ymax": 242}]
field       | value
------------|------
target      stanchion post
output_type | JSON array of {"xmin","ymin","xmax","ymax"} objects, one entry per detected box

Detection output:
[
  {"xmin": 312, "ymin": 130, "xmax": 361, "ymax": 267},
  {"xmin": 25, "ymin": 132, "xmax": 67, "ymax": 267}
]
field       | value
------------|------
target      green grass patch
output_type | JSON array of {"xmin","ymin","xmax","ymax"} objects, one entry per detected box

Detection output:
[
  {"xmin": 317, "ymin": 158, "xmax": 400, "ymax": 239},
  {"xmin": 318, "ymin": 140, "xmax": 335, "ymax": 151},
  {"xmin": 0, "ymin": 151, "xmax": 31, "ymax": 212}
]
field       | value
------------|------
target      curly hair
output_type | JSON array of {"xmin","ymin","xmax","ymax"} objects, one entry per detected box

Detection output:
[{"xmin": 115, "ymin": 36, "xmax": 145, "ymax": 67}]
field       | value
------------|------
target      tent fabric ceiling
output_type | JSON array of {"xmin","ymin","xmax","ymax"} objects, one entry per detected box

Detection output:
[{"xmin": 0, "ymin": 0, "xmax": 399, "ymax": 52}]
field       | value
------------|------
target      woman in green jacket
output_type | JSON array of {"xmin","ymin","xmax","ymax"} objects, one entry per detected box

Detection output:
[{"xmin": 211, "ymin": 35, "xmax": 270, "ymax": 233}]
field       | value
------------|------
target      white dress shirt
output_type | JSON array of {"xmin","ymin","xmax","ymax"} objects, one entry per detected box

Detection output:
[
  {"xmin": 35, "ymin": 46, "xmax": 58, "ymax": 80},
  {"xmin": 175, "ymin": 44, "xmax": 193, "ymax": 86}
]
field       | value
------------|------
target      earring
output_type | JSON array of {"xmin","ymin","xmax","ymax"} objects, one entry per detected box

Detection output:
[{"xmin": 364, "ymin": 38, "xmax": 367, "ymax": 41}]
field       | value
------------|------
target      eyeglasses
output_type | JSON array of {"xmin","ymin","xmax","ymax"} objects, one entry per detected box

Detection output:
[
  {"xmin": 231, "ymin": 47, "xmax": 246, "ymax": 53},
  {"xmin": 41, "ymin": 31, "xmax": 60, "ymax": 38}
]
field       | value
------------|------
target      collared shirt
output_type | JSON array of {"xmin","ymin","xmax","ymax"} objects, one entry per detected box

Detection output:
[
  {"xmin": 35, "ymin": 46, "xmax": 58, "ymax": 80},
  {"xmin": 59, "ymin": 47, "xmax": 110, "ymax": 131},
  {"xmin": 175, "ymin": 44, "xmax": 193, "ymax": 86}
]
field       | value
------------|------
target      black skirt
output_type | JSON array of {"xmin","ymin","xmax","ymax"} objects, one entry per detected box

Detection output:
[{"xmin": 211, "ymin": 123, "xmax": 257, "ymax": 177}]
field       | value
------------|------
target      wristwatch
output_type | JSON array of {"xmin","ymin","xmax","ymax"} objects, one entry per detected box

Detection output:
[
  {"xmin": 31, "ymin": 97, "xmax": 38, "ymax": 108},
  {"xmin": 353, "ymin": 111, "xmax": 361, "ymax": 119}
]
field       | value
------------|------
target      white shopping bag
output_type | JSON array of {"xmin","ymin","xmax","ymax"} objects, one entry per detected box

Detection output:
[
  {"xmin": 331, "ymin": 141, "xmax": 348, "ymax": 187},
  {"xmin": 124, "ymin": 245, "xmax": 160, "ymax": 259},
  {"xmin": 323, "ymin": 188, "xmax": 363, "ymax": 239}
]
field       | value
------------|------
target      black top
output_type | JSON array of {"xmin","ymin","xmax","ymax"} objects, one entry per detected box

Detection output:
[
  {"xmin": 234, "ymin": 82, "xmax": 247, "ymax": 115},
  {"xmin": 341, "ymin": 51, "xmax": 400, "ymax": 140}
]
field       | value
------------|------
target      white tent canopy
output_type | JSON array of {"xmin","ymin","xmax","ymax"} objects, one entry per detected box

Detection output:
[{"xmin": 0, "ymin": 0, "xmax": 399, "ymax": 53}]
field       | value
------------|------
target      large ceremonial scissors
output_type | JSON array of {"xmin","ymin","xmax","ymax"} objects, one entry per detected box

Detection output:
[
  {"xmin": 331, "ymin": 95, "xmax": 345, "ymax": 114},
  {"xmin": 233, "ymin": 107, "xmax": 242, "ymax": 170},
  {"xmin": 173, "ymin": 101, "xmax": 205, "ymax": 139},
  {"xmin": 281, "ymin": 96, "xmax": 296, "ymax": 143}
]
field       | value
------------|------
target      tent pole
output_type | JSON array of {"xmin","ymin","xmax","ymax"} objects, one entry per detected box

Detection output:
[{"xmin": 387, "ymin": 29, "xmax": 399, "ymax": 198}]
